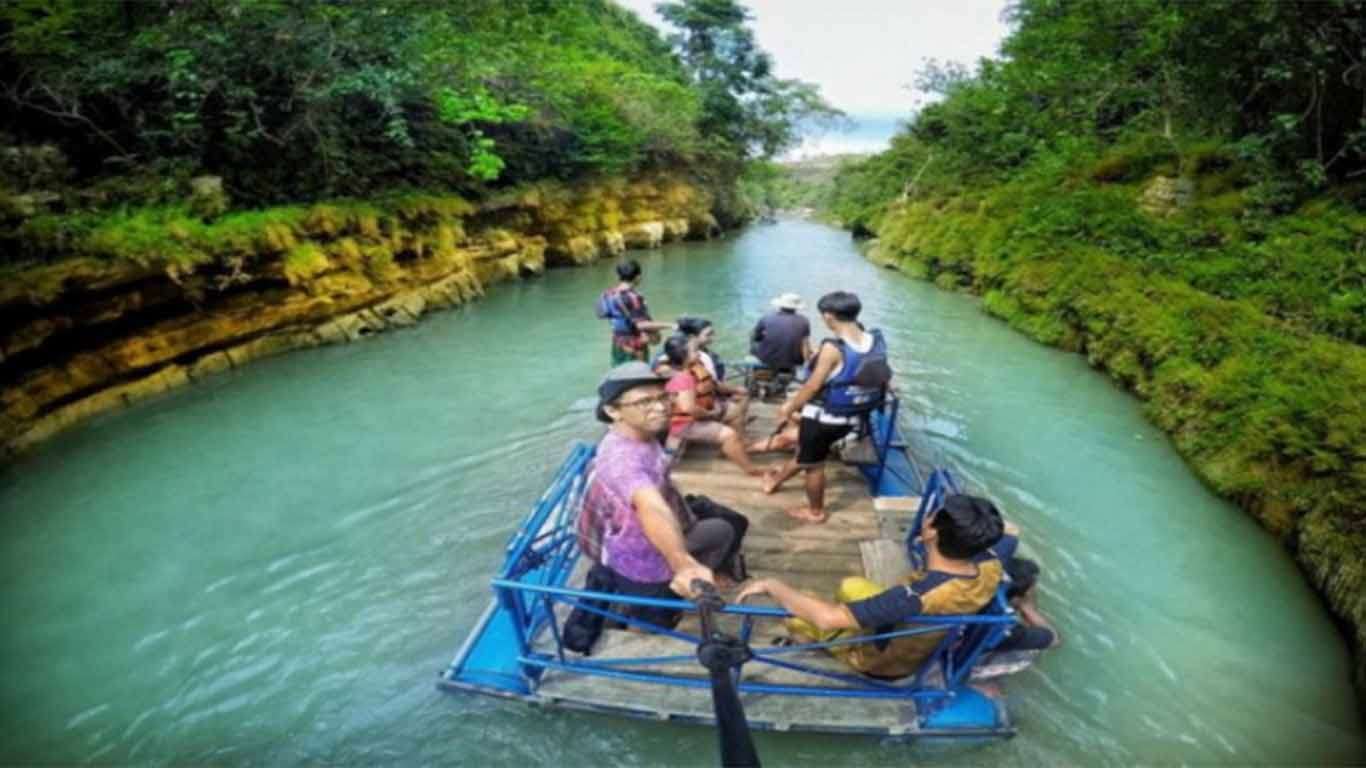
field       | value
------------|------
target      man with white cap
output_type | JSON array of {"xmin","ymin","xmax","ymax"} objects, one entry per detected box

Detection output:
[{"xmin": 750, "ymin": 292, "xmax": 812, "ymax": 371}]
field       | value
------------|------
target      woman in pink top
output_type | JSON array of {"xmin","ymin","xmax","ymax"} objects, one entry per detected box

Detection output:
[{"xmin": 663, "ymin": 335, "xmax": 761, "ymax": 476}]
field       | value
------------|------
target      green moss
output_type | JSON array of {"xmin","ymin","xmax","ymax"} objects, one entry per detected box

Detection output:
[
  {"xmin": 1088, "ymin": 136, "xmax": 1181, "ymax": 183},
  {"xmin": 361, "ymin": 243, "xmax": 396, "ymax": 281},
  {"xmin": 390, "ymin": 194, "xmax": 474, "ymax": 226},
  {"xmin": 871, "ymin": 171, "xmax": 1366, "ymax": 542},
  {"xmin": 303, "ymin": 205, "xmax": 346, "ymax": 239},
  {"xmin": 78, "ymin": 206, "xmax": 209, "ymax": 267},
  {"xmin": 282, "ymin": 242, "xmax": 329, "ymax": 284}
]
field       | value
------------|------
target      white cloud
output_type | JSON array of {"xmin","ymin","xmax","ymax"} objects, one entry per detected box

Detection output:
[{"xmin": 614, "ymin": 0, "xmax": 1011, "ymax": 117}]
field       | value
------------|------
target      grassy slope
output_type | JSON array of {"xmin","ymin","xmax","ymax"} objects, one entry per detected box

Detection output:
[{"xmin": 865, "ymin": 149, "xmax": 1366, "ymax": 699}]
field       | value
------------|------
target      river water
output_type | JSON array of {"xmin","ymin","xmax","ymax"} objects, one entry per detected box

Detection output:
[{"xmin": 1, "ymin": 219, "xmax": 1361, "ymax": 765}]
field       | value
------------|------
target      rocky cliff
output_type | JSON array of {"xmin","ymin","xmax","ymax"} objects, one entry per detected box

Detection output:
[{"xmin": 0, "ymin": 176, "xmax": 720, "ymax": 459}]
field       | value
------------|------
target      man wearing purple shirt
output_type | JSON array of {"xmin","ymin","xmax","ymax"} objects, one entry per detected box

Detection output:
[{"xmin": 577, "ymin": 362, "xmax": 737, "ymax": 628}]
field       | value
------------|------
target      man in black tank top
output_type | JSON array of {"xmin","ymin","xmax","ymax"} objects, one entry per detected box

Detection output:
[{"xmin": 761, "ymin": 291, "xmax": 873, "ymax": 523}]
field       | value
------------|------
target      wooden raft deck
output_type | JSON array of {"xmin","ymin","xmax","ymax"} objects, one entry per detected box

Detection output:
[{"xmin": 532, "ymin": 400, "xmax": 932, "ymax": 734}]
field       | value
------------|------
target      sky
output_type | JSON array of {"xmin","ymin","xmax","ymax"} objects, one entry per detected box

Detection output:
[{"xmin": 615, "ymin": 0, "xmax": 1013, "ymax": 157}]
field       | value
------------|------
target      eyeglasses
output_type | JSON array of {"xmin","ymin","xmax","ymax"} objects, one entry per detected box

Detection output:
[{"xmin": 617, "ymin": 392, "xmax": 674, "ymax": 410}]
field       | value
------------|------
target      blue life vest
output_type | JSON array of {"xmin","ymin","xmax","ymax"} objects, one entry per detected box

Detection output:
[
  {"xmin": 812, "ymin": 329, "xmax": 892, "ymax": 416},
  {"xmin": 596, "ymin": 288, "xmax": 636, "ymax": 335}
]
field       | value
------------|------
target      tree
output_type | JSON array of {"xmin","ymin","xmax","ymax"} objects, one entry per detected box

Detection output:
[
  {"xmin": 0, "ymin": 0, "xmax": 714, "ymax": 205},
  {"xmin": 655, "ymin": 0, "xmax": 841, "ymax": 161},
  {"xmin": 653, "ymin": 0, "xmax": 841, "ymax": 221}
]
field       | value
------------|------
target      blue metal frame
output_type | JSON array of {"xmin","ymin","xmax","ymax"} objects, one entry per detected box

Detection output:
[
  {"xmin": 905, "ymin": 467, "xmax": 961, "ymax": 572},
  {"xmin": 441, "ymin": 397, "xmax": 1017, "ymax": 737}
]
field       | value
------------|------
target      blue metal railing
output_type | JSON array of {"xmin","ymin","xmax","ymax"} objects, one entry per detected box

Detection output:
[
  {"xmin": 905, "ymin": 467, "xmax": 961, "ymax": 572},
  {"xmin": 453, "ymin": 396, "xmax": 1018, "ymax": 726},
  {"xmin": 492, "ymin": 565, "xmax": 1015, "ymax": 708}
]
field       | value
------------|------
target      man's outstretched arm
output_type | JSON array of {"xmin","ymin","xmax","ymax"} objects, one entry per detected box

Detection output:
[
  {"xmin": 632, "ymin": 485, "xmax": 713, "ymax": 597},
  {"xmin": 735, "ymin": 577, "xmax": 859, "ymax": 632}
]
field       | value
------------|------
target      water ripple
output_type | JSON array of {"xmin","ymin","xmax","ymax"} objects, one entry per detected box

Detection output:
[{"xmin": 0, "ymin": 219, "xmax": 1360, "ymax": 766}]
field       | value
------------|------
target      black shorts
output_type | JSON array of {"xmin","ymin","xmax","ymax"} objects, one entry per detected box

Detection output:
[{"xmin": 797, "ymin": 416, "xmax": 854, "ymax": 466}]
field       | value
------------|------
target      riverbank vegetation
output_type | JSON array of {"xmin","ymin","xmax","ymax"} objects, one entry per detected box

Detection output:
[
  {"xmin": 819, "ymin": 0, "xmax": 1366, "ymax": 695},
  {"xmin": 0, "ymin": 0, "xmax": 837, "ymax": 271},
  {"xmin": 0, "ymin": 1, "xmax": 844, "ymax": 456}
]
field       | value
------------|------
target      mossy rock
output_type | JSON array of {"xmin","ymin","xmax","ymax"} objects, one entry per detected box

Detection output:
[{"xmin": 283, "ymin": 243, "xmax": 329, "ymax": 285}]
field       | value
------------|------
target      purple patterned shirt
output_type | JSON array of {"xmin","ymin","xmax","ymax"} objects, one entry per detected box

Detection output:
[{"xmin": 578, "ymin": 430, "xmax": 688, "ymax": 583}]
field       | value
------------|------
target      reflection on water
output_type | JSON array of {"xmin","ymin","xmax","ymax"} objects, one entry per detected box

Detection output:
[{"xmin": 0, "ymin": 219, "xmax": 1361, "ymax": 765}]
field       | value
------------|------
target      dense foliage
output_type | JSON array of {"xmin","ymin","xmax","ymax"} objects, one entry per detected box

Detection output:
[
  {"xmin": 655, "ymin": 0, "xmax": 841, "ymax": 222},
  {"xmin": 0, "ymin": 0, "xmax": 843, "ymax": 275},
  {"xmin": 817, "ymin": 2, "xmax": 1366, "ymax": 686},
  {"xmin": 0, "ymin": 0, "xmax": 833, "ymax": 227},
  {"xmin": 0, "ymin": 0, "xmax": 705, "ymax": 204},
  {"xmin": 829, "ymin": 0, "xmax": 1366, "ymax": 229},
  {"xmin": 875, "ymin": 156, "xmax": 1366, "ymax": 525},
  {"xmin": 819, "ymin": 0, "xmax": 1366, "ymax": 542}
]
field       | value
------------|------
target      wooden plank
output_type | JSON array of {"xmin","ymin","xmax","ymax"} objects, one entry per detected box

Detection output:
[
  {"xmin": 535, "ymin": 629, "xmax": 922, "ymax": 733},
  {"xmin": 746, "ymin": 549, "xmax": 862, "ymax": 575},
  {"xmin": 673, "ymin": 478, "xmax": 876, "ymax": 513},
  {"xmin": 723, "ymin": 508, "xmax": 876, "ymax": 540},
  {"xmin": 873, "ymin": 496, "xmax": 922, "ymax": 512},
  {"xmin": 676, "ymin": 474, "xmax": 870, "ymax": 491},
  {"xmin": 534, "ymin": 672, "xmax": 920, "ymax": 734},
  {"xmin": 741, "ymin": 532, "xmax": 860, "ymax": 556}
]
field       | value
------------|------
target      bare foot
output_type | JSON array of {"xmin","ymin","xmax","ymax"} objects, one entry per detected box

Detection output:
[
  {"xmin": 761, "ymin": 469, "xmax": 784, "ymax": 494},
  {"xmin": 784, "ymin": 506, "xmax": 827, "ymax": 524},
  {"xmin": 748, "ymin": 436, "xmax": 775, "ymax": 453}
]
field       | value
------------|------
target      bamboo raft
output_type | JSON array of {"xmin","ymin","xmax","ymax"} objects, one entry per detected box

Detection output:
[
  {"xmin": 440, "ymin": 394, "xmax": 1026, "ymax": 739},
  {"xmin": 531, "ymin": 401, "xmax": 940, "ymax": 733}
]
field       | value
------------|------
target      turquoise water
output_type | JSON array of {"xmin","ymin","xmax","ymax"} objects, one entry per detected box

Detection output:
[{"xmin": 0, "ymin": 219, "xmax": 1361, "ymax": 765}]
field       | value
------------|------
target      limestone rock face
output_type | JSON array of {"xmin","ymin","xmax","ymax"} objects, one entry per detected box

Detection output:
[
  {"xmin": 314, "ymin": 309, "xmax": 387, "ymax": 345},
  {"xmin": 560, "ymin": 235, "xmax": 601, "ymax": 265},
  {"xmin": 662, "ymin": 219, "xmax": 689, "ymax": 241},
  {"xmin": 4, "ymin": 316, "xmax": 70, "ymax": 362},
  {"xmin": 420, "ymin": 272, "xmax": 482, "ymax": 311},
  {"xmin": 687, "ymin": 213, "xmax": 721, "ymax": 240},
  {"xmin": 1140, "ymin": 175, "xmax": 1195, "ymax": 216},
  {"xmin": 187, "ymin": 351, "xmax": 233, "ymax": 381},
  {"xmin": 1, "ymin": 173, "xmax": 720, "ymax": 458},
  {"xmin": 373, "ymin": 292, "xmax": 427, "ymax": 326},
  {"xmin": 118, "ymin": 364, "xmax": 192, "ymax": 405},
  {"xmin": 599, "ymin": 230, "xmax": 626, "ymax": 257},
  {"xmin": 623, "ymin": 222, "xmax": 665, "ymax": 249},
  {"xmin": 518, "ymin": 237, "xmax": 548, "ymax": 275}
]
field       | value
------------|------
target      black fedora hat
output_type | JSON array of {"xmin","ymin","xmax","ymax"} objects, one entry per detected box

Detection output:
[{"xmin": 596, "ymin": 362, "xmax": 666, "ymax": 423}]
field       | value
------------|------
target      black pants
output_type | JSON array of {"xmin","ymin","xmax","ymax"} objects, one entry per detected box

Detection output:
[
  {"xmin": 617, "ymin": 508, "xmax": 747, "ymax": 630},
  {"xmin": 686, "ymin": 494, "xmax": 750, "ymax": 581}
]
